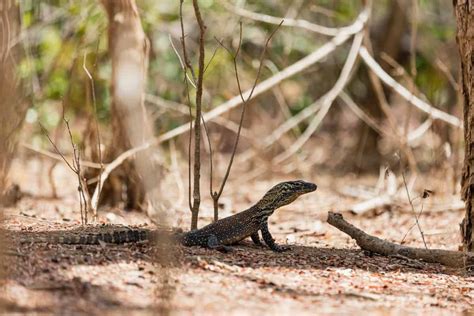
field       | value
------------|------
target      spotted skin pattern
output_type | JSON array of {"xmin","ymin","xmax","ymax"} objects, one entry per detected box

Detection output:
[
  {"xmin": 18, "ymin": 180, "xmax": 317, "ymax": 252},
  {"xmin": 179, "ymin": 180, "xmax": 317, "ymax": 252}
]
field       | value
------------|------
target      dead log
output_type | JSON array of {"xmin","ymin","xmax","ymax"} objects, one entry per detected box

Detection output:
[{"xmin": 327, "ymin": 211, "xmax": 473, "ymax": 269}]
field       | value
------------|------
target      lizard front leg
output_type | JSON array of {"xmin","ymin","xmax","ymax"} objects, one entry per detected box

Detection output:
[
  {"xmin": 260, "ymin": 222, "xmax": 289, "ymax": 252},
  {"xmin": 250, "ymin": 232, "xmax": 263, "ymax": 246},
  {"xmin": 207, "ymin": 235, "xmax": 232, "ymax": 253}
]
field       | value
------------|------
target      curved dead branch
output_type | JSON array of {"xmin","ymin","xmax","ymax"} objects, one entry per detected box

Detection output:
[
  {"xmin": 359, "ymin": 46, "xmax": 462, "ymax": 128},
  {"xmin": 223, "ymin": 0, "xmax": 346, "ymax": 36},
  {"xmin": 327, "ymin": 212, "xmax": 473, "ymax": 269}
]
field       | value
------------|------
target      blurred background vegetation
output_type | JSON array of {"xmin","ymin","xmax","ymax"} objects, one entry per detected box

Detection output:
[{"xmin": 18, "ymin": 0, "xmax": 460, "ymax": 181}]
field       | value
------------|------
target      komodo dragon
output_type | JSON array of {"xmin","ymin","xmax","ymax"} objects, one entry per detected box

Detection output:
[{"xmin": 18, "ymin": 180, "xmax": 317, "ymax": 252}]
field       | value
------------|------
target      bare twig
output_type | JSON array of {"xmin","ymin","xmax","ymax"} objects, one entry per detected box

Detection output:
[
  {"xmin": 401, "ymin": 171, "xmax": 428, "ymax": 249},
  {"xmin": 21, "ymin": 143, "xmax": 103, "ymax": 169},
  {"xmin": 223, "ymin": 0, "xmax": 349, "ymax": 36},
  {"xmin": 274, "ymin": 31, "xmax": 365, "ymax": 162},
  {"xmin": 203, "ymin": 45, "xmax": 220, "ymax": 75},
  {"xmin": 64, "ymin": 119, "xmax": 91, "ymax": 224},
  {"xmin": 404, "ymin": 0, "xmax": 418, "ymax": 138},
  {"xmin": 39, "ymin": 124, "xmax": 75, "ymax": 172},
  {"xmin": 90, "ymin": 140, "xmax": 148, "ymax": 212},
  {"xmin": 88, "ymin": 6, "xmax": 370, "ymax": 208},
  {"xmin": 401, "ymin": 203, "xmax": 425, "ymax": 245},
  {"xmin": 40, "ymin": 121, "xmax": 91, "ymax": 224},
  {"xmin": 340, "ymin": 92, "xmax": 432, "ymax": 147},
  {"xmin": 340, "ymin": 91, "xmax": 386, "ymax": 136},
  {"xmin": 363, "ymin": 36, "xmax": 418, "ymax": 174},
  {"xmin": 210, "ymin": 21, "xmax": 282, "ymax": 221},
  {"xmin": 145, "ymin": 94, "xmax": 253, "ymax": 138},
  {"xmin": 179, "ymin": 0, "xmax": 196, "ymax": 214},
  {"xmin": 435, "ymin": 58, "xmax": 459, "ymax": 91},
  {"xmin": 83, "ymin": 52, "xmax": 103, "ymax": 220},
  {"xmin": 179, "ymin": 0, "xmax": 197, "ymax": 84},
  {"xmin": 169, "ymin": 34, "xmax": 196, "ymax": 88},
  {"xmin": 407, "ymin": 119, "xmax": 432, "ymax": 144},
  {"xmin": 189, "ymin": 0, "xmax": 206, "ymax": 230}
]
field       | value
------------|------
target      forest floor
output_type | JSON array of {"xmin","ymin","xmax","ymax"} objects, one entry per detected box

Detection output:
[{"xmin": 1, "ymin": 160, "xmax": 473, "ymax": 315}]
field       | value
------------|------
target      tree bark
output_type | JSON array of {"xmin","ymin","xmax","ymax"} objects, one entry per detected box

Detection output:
[
  {"xmin": 454, "ymin": 0, "xmax": 474, "ymax": 252},
  {"xmin": 99, "ymin": 0, "xmax": 154, "ymax": 211},
  {"xmin": 0, "ymin": 1, "xmax": 26, "ymax": 308},
  {"xmin": 0, "ymin": 1, "xmax": 26, "ymax": 206}
]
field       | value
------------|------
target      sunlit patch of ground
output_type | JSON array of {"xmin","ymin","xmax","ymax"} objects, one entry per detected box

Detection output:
[{"xmin": 1, "ymin": 162, "xmax": 473, "ymax": 314}]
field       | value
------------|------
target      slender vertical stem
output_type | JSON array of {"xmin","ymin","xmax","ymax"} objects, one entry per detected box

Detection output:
[
  {"xmin": 178, "ymin": 0, "xmax": 194, "ymax": 213},
  {"xmin": 401, "ymin": 171, "xmax": 427, "ymax": 249},
  {"xmin": 210, "ymin": 22, "xmax": 282, "ymax": 221},
  {"xmin": 190, "ymin": 0, "xmax": 206, "ymax": 230}
]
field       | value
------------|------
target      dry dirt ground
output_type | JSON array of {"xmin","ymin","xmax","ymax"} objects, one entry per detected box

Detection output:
[{"xmin": 1, "ymin": 166, "xmax": 473, "ymax": 315}]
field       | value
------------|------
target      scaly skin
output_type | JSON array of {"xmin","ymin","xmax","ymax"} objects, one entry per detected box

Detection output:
[
  {"xmin": 180, "ymin": 180, "xmax": 317, "ymax": 251},
  {"xmin": 17, "ymin": 180, "xmax": 317, "ymax": 252}
]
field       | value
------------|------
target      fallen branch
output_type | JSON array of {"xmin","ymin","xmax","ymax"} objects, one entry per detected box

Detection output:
[{"xmin": 327, "ymin": 211, "xmax": 473, "ymax": 268}]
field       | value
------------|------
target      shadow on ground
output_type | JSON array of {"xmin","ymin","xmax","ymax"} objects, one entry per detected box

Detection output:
[
  {"xmin": 1, "ymin": 226, "xmax": 469, "ymax": 313},
  {"xmin": 4, "ymin": 226, "xmax": 463, "ymax": 275}
]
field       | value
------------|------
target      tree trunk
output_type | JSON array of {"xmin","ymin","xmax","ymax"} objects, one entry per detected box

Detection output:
[
  {"xmin": 0, "ymin": 1, "xmax": 26, "ymax": 206},
  {"xmin": 0, "ymin": 0, "xmax": 26, "ymax": 305},
  {"xmin": 455, "ymin": 0, "xmax": 474, "ymax": 253},
  {"xmin": 99, "ymin": 0, "xmax": 154, "ymax": 211}
]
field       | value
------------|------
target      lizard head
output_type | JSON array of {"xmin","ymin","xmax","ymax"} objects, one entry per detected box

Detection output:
[{"xmin": 256, "ymin": 180, "xmax": 317, "ymax": 210}]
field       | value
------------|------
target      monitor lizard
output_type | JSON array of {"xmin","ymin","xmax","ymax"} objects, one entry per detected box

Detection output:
[{"xmin": 16, "ymin": 180, "xmax": 317, "ymax": 252}]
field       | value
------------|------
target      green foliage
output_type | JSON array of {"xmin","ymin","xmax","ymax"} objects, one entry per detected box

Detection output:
[{"xmin": 20, "ymin": 0, "xmax": 459, "ymax": 150}]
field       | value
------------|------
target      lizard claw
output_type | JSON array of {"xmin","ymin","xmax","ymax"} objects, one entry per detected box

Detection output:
[
  {"xmin": 219, "ymin": 245, "xmax": 233, "ymax": 253},
  {"xmin": 207, "ymin": 235, "xmax": 233, "ymax": 253},
  {"xmin": 272, "ymin": 245, "xmax": 290, "ymax": 252}
]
